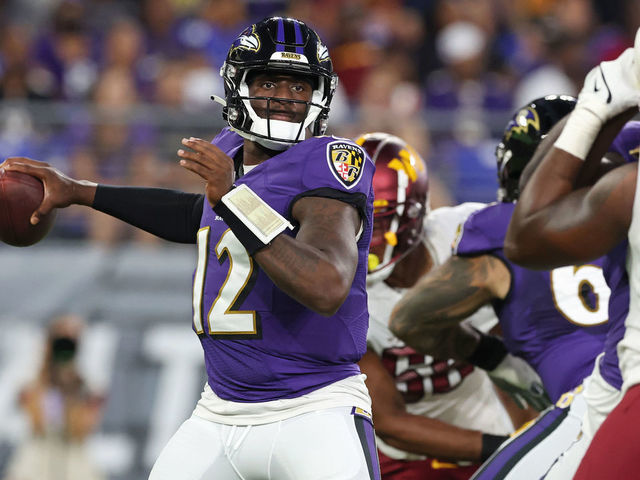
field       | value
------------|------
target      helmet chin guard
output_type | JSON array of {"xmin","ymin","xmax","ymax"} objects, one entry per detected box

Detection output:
[{"xmin": 218, "ymin": 17, "xmax": 337, "ymax": 151}]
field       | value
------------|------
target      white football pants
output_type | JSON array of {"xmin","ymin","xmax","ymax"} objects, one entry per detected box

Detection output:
[{"xmin": 149, "ymin": 406, "xmax": 380, "ymax": 480}]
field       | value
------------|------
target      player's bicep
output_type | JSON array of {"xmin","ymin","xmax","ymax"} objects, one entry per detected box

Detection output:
[
  {"xmin": 583, "ymin": 162, "xmax": 635, "ymax": 241},
  {"xmin": 291, "ymin": 195, "xmax": 360, "ymax": 272},
  {"xmin": 412, "ymin": 255, "xmax": 504, "ymax": 313},
  {"xmin": 539, "ymin": 163, "xmax": 635, "ymax": 264}
]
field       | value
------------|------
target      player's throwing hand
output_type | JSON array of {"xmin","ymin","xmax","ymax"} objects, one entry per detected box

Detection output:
[{"xmin": 0, "ymin": 157, "xmax": 97, "ymax": 225}]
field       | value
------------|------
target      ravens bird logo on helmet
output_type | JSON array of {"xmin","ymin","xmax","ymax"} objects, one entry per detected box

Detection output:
[{"xmin": 496, "ymin": 95, "xmax": 577, "ymax": 202}]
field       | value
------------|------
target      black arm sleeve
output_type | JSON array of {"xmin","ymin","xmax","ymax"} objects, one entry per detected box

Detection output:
[{"xmin": 92, "ymin": 185, "xmax": 204, "ymax": 244}]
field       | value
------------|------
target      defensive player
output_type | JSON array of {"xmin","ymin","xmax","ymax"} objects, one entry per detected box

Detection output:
[
  {"xmin": 357, "ymin": 132, "xmax": 525, "ymax": 479},
  {"xmin": 505, "ymin": 31, "xmax": 640, "ymax": 480},
  {"xmin": 2, "ymin": 17, "xmax": 381, "ymax": 480},
  {"xmin": 389, "ymin": 96, "xmax": 614, "ymax": 479}
]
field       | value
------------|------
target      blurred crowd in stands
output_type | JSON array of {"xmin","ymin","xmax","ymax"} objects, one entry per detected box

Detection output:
[{"xmin": 0, "ymin": 0, "xmax": 638, "ymax": 244}]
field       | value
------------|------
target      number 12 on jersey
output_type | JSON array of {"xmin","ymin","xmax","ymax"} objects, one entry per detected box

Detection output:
[{"xmin": 192, "ymin": 227, "xmax": 261, "ymax": 338}]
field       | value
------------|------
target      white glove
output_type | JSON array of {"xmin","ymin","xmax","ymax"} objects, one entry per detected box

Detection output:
[
  {"xmin": 555, "ymin": 29, "xmax": 640, "ymax": 159},
  {"xmin": 576, "ymin": 46, "xmax": 640, "ymax": 124},
  {"xmin": 487, "ymin": 353, "xmax": 551, "ymax": 412}
]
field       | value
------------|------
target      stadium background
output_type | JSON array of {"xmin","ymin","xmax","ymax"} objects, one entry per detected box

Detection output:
[{"xmin": 0, "ymin": 0, "xmax": 637, "ymax": 478}]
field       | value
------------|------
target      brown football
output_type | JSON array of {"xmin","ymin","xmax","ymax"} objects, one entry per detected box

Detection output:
[{"xmin": 0, "ymin": 168, "xmax": 56, "ymax": 246}]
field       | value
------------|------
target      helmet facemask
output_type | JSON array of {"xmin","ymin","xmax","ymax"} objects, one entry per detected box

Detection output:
[{"xmin": 225, "ymin": 66, "xmax": 331, "ymax": 150}]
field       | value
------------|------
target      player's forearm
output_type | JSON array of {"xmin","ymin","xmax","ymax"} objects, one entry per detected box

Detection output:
[
  {"xmin": 505, "ymin": 150, "xmax": 583, "ymax": 266},
  {"xmin": 390, "ymin": 275, "xmax": 491, "ymax": 354},
  {"xmin": 70, "ymin": 180, "xmax": 98, "ymax": 206},
  {"xmin": 254, "ymin": 234, "xmax": 355, "ymax": 316},
  {"xmin": 376, "ymin": 413, "xmax": 487, "ymax": 462},
  {"xmin": 393, "ymin": 320, "xmax": 480, "ymax": 361},
  {"xmin": 93, "ymin": 186, "xmax": 203, "ymax": 243}
]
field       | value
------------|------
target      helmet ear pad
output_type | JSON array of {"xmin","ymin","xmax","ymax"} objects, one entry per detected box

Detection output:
[{"xmin": 497, "ymin": 94, "xmax": 577, "ymax": 202}]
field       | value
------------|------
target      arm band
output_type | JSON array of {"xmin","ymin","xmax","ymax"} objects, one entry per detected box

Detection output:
[
  {"xmin": 481, "ymin": 433, "xmax": 509, "ymax": 462},
  {"xmin": 93, "ymin": 185, "xmax": 203, "ymax": 243},
  {"xmin": 466, "ymin": 332, "xmax": 509, "ymax": 371},
  {"xmin": 213, "ymin": 184, "xmax": 293, "ymax": 255}
]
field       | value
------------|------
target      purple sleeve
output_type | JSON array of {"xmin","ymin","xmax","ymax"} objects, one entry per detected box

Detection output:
[
  {"xmin": 609, "ymin": 121, "xmax": 640, "ymax": 163},
  {"xmin": 454, "ymin": 202, "xmax": 515, "ymax": 256},
  {"xmin": 210, "ymin": 127, "xmax": 244, "ymax": 156}
]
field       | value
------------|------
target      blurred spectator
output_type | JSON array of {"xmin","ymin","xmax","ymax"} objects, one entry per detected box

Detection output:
[
  {"xmin": 141, "ymin": 0, "xmax": 181, "ymax": 56},
  {"xmin": 512, "ymin": 20, "xmax": 578, "ymax": 109},
  {"xmin": 436, "ymin": 0, "xmax": 497, "ymax": 30},
  {"xmin": 0, "ymin": 107, "xmax": 42, "ymax": 159},
  {"xmin": 100, "ymin": 17, "xmax": 150, "ymax": 99},
  {"xmin": 357, "ymin": 55, "xmax": 422, "ymax": 129},
  {"xmin": 30, "ymin": 1, "xmax": 99, "ymax": 100},
  {"xmin": 425, "ymin": 21, "xmax": 513, "ymax": 111},
  {"xmin": 3, "ymin": 315, "xmax": 105, "ymax": 480},
  {"xmin": 330, "ymin": 4, "xmax": 382, "ymax": 103},
  {"xmin": 61, "ymin": 67, "xmax": 160, "ymax": 244},
  {"xmin": 422, "ymin": 20, "xmax": 513, "ymax": 203},
  {"xmin": 0, "ymin": 25, "xmax": 41, "ymax": 100},
  {"xmin": 175, "ymin": 0, "xmax": 250, "ymax": 70}
]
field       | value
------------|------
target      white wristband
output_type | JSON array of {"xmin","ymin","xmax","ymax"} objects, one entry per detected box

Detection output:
[{"xmin": 554, "ymin": 106, "xmax": 604, "ymax": 160}]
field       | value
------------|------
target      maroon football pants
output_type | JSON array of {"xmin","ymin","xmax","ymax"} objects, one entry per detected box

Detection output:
[
  {"xmin": 378, "ymin": 450, "xmax": 479, "ymax": 480},
  {"xmin": 574, "ymin": 383, "xmax": 640, "ymax": 479}
]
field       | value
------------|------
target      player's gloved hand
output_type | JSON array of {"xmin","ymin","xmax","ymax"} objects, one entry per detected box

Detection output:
[
  {"xmin": 555, "ymin": 28, "xmax": 640, "ymax": 160},
  {"xmin": 576, "ymin": 31, "xmax": 640, "ymax": 124},
  {"xmin": 487, "ymin": 353, "xmax": 551, "ymax": 412}
]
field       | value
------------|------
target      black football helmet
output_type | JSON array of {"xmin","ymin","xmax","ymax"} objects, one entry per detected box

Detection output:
[
  {"xmin": 496, "ymin": 95, "xmax": 576, "ymax": 202},
  {"xmin": 356, "ymin": 132, "xmax": 429, "ymax": 283},
  {"xmin": 215, "ymin": 17, "xmax": 338, "ymax": 151}
]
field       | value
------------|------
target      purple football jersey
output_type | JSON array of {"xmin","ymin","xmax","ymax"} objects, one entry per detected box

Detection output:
[
  {"xmin": 455, "ymin": 202, "xmax": 609, "ymax": 401},
  {"xmin": 595, "ymin": 122, "xmax": 638, "ymax": 389},
  {"xmin": 610, "ymin": 121, "xmax": 640, "ymax": 164},
  {"xmin": 195, "ymin": 129, "xmax": 375, "ymax": 402},
  {"xmin": 598, "ymin": 242, "xmax": 628, "ymax": 391}
]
